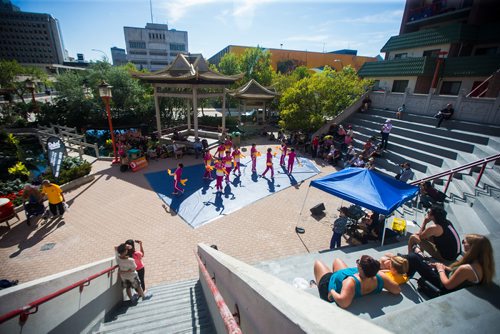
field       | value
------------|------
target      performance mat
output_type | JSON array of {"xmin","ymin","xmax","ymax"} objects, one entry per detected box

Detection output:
[{"xmin": 144, "ymin": 156, "xmax": 320, "ymax": 228}]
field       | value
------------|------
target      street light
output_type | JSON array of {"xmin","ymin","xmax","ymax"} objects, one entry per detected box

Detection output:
[
  {"xmin": 98, "ymin": 80, "xmax": 119, "ymax": 164},
  {"xmin": 24, "ymin": 78, "xmax": 38, "ymax": 112}
]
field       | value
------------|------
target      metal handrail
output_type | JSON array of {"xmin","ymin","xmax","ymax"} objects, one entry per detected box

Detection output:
[
  {"xmin": 0, "ymin": 265, "xmax": 118, "ymax": 325},
  {"xmin": 194, "ymin": 251, "xmax": 242, "ymax": 334},
  {"xmin": 411, "ymin": 153, "xmax": 500, "ymax": 193}
]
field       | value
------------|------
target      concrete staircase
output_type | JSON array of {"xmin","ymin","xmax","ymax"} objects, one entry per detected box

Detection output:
[
  {"xmin": 346, "ymin": 108, "xmax": 500, "ymax": 236},
  {"xmin": 96, "ymin": 279, "xmax": 215, "ymax": 334}
]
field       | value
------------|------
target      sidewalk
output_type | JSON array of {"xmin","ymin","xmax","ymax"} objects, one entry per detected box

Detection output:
[{"xmin": 0, "ymin": 141, "xmax": 343, "ymax": 287}]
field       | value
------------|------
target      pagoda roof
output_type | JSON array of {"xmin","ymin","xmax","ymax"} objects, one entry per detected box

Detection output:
[
  {"xmin": 133, "ymin": 53, "xmax": 243, "ymax": 85},
  {"xmin": 228, "ymin": 79, "xmax": 279, "ymax": 101}
]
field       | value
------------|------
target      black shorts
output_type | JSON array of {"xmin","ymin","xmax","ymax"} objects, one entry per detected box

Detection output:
[{"xmin": 318, "ymin": 272, "xmax": 333, "ymax": 302}]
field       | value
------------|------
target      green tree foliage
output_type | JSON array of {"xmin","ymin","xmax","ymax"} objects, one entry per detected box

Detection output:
[
  {"xmin": 217, "ymin": 53, "xmax": 241, "ymax": 75},
  {"xmin": 279, "ymin": 66, "xmax": 371, "ymax": 131},
  {"xmin": 239, "ymin": 46, "xmax": 273, "ymax": 86}
]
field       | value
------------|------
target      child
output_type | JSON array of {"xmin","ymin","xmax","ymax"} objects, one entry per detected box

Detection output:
[
  {"xmin": 380, "ymin": 254, "xmax": 409, "ymax": 285},
  {"xmin": 216, "ymin": 142, "xmax": 226, "ymax": 158},
  {"xmin": 214, "ymin": 159, "xmax": 226, "ymax": 192},
  {"xmin": 232, "ymin": 146, "xmax": 243, "ymax": 176},
  {"xmin": 115, "ymin": 243, "xmax": 151, "ymax": 302},
  {"xmin": 287, "ymin": 148, "xmax": 299, "ymax": 174},
  {"xmin": 279, "ymin": 140, "xmax": 288, "ymax": 166},
  {"xmin": 222, "ymin": 150, "xmax": 233, "ymax": 183},
  {"xmin": 125, "ymin": 239, "xmax": 146, "ymax": 292},
  {"xmin": 250, "ymin": 143, "xmax": 258, "ymax": 173},
  {"xmin": 203, "ymin": 150, "xmax": 213, "ymax": 179},
  {"xmin": 172, "ymin": 163, "xmax": 184, "ymax": 195},
  {"xmin": 224, "ymin": 136, "xmax": 233, "ymax": 152},
  {"xmin": 261, "ymin": 148, "xmax": 274, "ymax": 178}
]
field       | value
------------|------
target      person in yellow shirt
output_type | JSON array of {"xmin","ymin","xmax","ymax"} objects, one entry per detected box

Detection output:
[
  {"xmin": 379, "ymin": 253, "xmax": 409, "ymax": 285},
  {"xmin": 41, "ymin": 180, "xmax": 66, "ymax": 217}
]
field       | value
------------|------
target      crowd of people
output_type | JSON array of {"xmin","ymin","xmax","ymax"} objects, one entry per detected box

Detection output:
[{"xmin": 314, "ymin": 205, "xmax": 495, "ymax": 308}]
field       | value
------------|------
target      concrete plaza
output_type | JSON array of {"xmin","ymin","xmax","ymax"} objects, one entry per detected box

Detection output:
[{"xmin": 0, "ymin": 138, "xmax": 344, "ymax": 288}]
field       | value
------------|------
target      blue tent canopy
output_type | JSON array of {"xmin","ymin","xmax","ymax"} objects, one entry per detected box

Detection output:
[{"xmin": 310, "ymin": 168, "xmax": 419, "ymax": 215}]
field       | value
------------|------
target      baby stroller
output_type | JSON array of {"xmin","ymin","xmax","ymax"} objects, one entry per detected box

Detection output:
[
  {"xmin": 344, "ymin": 204, "xmax": 366, "ymax": 239},
  {"xmin": 23, "ymin": 201, "xmax": 47, "ymax": 226}
]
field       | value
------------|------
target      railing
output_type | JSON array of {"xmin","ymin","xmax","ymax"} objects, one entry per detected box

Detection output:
[
  {"xmin": 194, "ymin": 251, "xmax": 242, "ymax": 334},
  {"xmin": 411, "ymin": 154, "xmax": 500, "ymax": 193},
  {"xmin": 466, "ymin": 69, "xmax": 499, "ymax": 98},
  {"xmin": 0, "ymin": 265, "xmax": 118, "ymax": 325}
]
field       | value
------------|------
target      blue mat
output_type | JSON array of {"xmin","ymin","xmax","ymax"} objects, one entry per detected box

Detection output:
[{"xmin": 144, "ymin": 156, "xmax": 320, "ymax": 228}]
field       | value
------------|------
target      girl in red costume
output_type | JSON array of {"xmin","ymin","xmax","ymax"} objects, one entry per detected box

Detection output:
[
  {"xmin": 250, "ymin": 143, "xmax": 258, "ymax": 173},
  {"xmin": 287, "ymin": 148, "xmax": 300, "ymax": 174},
  {"xmin": 279, "ymin": 140, "xmax": 288, "ymax": 166},
  {"xmin": 224, "ymin": 136, "xmax": 233, "ymax": 152},
  {"xmin": 222, "ymin": 150, "xmax": 233, "ymax": 183},
  {"xmin": 214, "ymin": 159, "xmax": 227, "ymax": 192},
  {"xmin": 216, "ymin": 142, "xmax": 226, "ymax": 158},
  {"xmin": 203, "ymin": 150, "xmax": 213, "ymax": 179},
  {"xmin": 172, "ymin": 163, "xmax": 184, "ymax": 195},
  {"xmin": 231, "ymin": 146, "xmax": 243, "ymax": 176},
  {"xmin": 261, "ymin": 148, "xmax": 274, "ymax": 178}
]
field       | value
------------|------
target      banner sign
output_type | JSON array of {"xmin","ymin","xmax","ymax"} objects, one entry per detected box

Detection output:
[
  {"xmin": 129, "ymin": 156, "xmax": 148, "ymax": 172},
  {"xmin": 47, "ymin": 136, "xmax": 66, "ymax": 179}
]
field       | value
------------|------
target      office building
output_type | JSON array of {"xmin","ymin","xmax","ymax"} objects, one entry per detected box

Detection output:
[
  {"xmin": 209, "ymin": 45, "xmax": 377, "ymax": 73},
  {"xmin": 0, "ymin": 0, "xmax": 67, "ymax": 65},
  {"xmin": 123, "ymin": 23, "xmax": 188, "ymax": 71},
  {"xmin": 110, "ymin": 47, "xmax": 127, "ymax": 66}
]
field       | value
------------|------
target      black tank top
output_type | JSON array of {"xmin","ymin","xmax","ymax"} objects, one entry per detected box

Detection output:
[{"xmin": 434, "ymin": 220, "xmax": 461, "ymax": 261}]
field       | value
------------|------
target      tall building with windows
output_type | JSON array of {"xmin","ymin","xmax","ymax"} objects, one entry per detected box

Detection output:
[
  {"xmin": 110, "ymin": 47, "xmax": 127, "ymax": 66},
  {"xmin": 123, "ymin": 23, "xmax": 188, "ymax": 71},
  {"xmin": 0, "ymin": 0, "xmax": 67, "ymax": 65},
  {"xmin": 358, "ymin": 0, "xmax": 500, "ymax": 97}
]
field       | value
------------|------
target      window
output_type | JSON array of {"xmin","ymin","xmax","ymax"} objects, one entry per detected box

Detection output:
[
  {"xmin": 394, "ymin": 53, "xmax": 407, "ymax": 59},
  {"xmin": 129, "ymin": 41, "xmax": 146, "ymax": 49},
  {"xmin": 372, "ymin": 80, "xmax": 382, "ymax": 91},
  {"xmin": 129, "ymin": 50, "xmax": 147, "ymax": 55},
  {"xmin": 392, "ymin": 80, "xmax": 409, "ymax": 93},
  {"xmin": 169, "ymin": 43, "xmax": 185, "ymax": 51},
  {"xmin": 423, "ymin": 49, "xmax": 440, "ymax": 58},
  {"xmin": 440, "ymin": 81, "xmax": 461, "ymax": 95},
  {"xmin": 149, "ymin": 51, "xmax": 168, "ymax": 56}
]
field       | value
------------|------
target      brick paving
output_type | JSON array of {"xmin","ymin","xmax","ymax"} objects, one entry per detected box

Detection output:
[{"xmin": 0, "ymin": 138, "xmax": 345, "ymax": 288}]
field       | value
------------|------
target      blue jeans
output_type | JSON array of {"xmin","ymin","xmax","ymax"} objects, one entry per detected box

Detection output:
[{"xmin": 330, "ymin": 232, "xmax": 343, "ymax": 249}]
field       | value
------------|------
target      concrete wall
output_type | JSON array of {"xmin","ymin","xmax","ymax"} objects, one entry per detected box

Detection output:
[
  {"xmin": 370, "ymin": 90, "xmax": 500, "ymax": 125},
  {"xmin": 0, "ymin": 257, "xmax": 122, "ymax": 334},
  {"xmin": 197, "ymin": 244, "xmax": 389, "ymax": 334}
]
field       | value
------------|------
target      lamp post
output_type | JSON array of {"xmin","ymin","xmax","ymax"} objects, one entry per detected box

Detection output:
[
  {"xmin": 98, "ymin": 80, "xmax": 119, "ymax": 164},
  {"xmin": 25, "ymin": 79, "xmax": 38, "ymax": 112},
  {"xmin": 92, "ymin": 49, "xmax": 109, "ymax": 63}
]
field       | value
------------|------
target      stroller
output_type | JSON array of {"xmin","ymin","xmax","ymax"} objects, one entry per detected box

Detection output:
[
  {"xmin": 344, "ymin": 205, "xmax": 366, "ymax": 239},
  {"xmin": 23, "ymin": 201, "xmax": 47, "ymax": 226}
]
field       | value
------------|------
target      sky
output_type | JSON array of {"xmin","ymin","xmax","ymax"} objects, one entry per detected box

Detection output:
[{"xmin": 13, "ymin": 0, "xmax": 406, "ymax": 62}]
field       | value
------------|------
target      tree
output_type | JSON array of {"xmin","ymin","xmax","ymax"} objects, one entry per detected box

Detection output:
[
  {"xmin": 239, "ymin": 46, "xmax": 273, "ymax": 86},
  {"xmin": 278, "ymin": 66, "xmax": 371, "ymax": 131},
  {"xmin": 217, "ymin": 53, "xmax": 241, "ymax": 75},
  {"xmin": 0, "ymin": 60, "xmax": 48, "ymax": 102}
]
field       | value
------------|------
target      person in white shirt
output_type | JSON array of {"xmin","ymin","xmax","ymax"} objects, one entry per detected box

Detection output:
[
  {"xmin": 380, "ymin": 119, "xmax": 393, "ymax": 150},
  {"xmin": 115, "ymin": 243, "xmax": 151, "ymax": 303}
]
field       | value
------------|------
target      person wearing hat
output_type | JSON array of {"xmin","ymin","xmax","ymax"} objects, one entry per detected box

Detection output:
[
  {"xmin": 313, "ymin": 255, "xmax": 400, "ymax": 308},
  {"xmin": 41, "ymin": 180, "xmax": 65, "ymax": 217},
  {"xmin": 330, "ymin": 207, "xmax": 349, "ymax": 249},
  {"xmin": 435, "ymin": 103, "xmax": 454, "ymax": 128},
  {"xmin": 365, "ymin": 157, "xmax": 376, "ymax": 170},
  {"xmin": 380, "ymin": 119, "xmax": 393, "ymax": 150}
]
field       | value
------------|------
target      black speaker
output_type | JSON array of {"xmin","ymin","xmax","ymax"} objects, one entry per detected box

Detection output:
[{"xmin": 310, "ymin": 203, "xmax": 326, "ymax": 215}]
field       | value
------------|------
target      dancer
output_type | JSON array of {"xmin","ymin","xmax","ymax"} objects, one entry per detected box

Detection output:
[
  {"xmin": 168, "ymin": 163, "xmax": 184, "ymax": 195},
  {"xmin": 222, "ymin": 151, "xmax": 233, "ymax": 183},
  {"xmin": 250, "ymin": 143, "xmax": 258, "ymax": 173},
  {"xmin": 261, "ymin": 148, "xmax": 274, "ymax": 178},
  {"xmin": 214, "ymin": 159, "xmax": 227, "ymax": 192},
  {"xmin": 287, "ymin": 148, "xmax": 300, "ymax": 174},
  {"xmin": 279, "ymin": 140, "xmax": 288, "ymax": 166},
  {"xmin": 232, "ymin": 146, "xmax": 244, "ymax": 176},
  {"xmin": 203, "ymin": 149, "xmax": 214, "ymax": 179},
  {"xmin": 216, "ymin": 142, "xmax": 226, "ymax": 158},
  {"xmin": 224, "ymin": 136, "xmax": 233, "ymax": 152}
]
